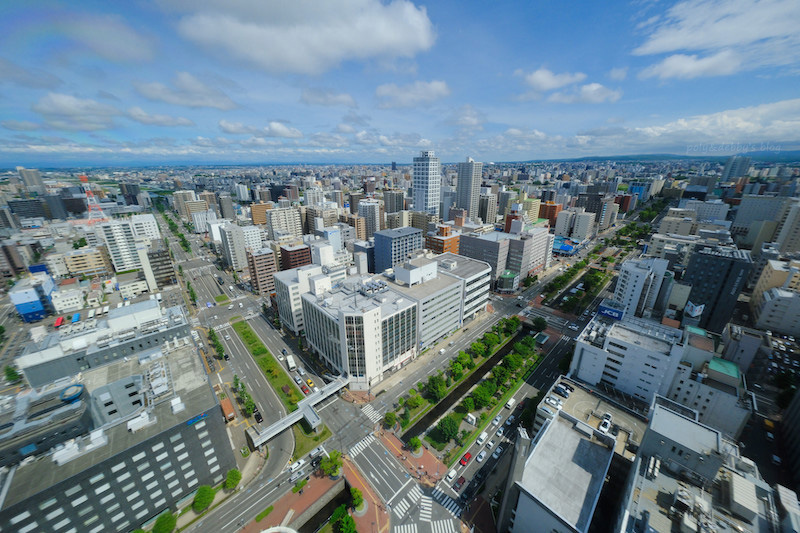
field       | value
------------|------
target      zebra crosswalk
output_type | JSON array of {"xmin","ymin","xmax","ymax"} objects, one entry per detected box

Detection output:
[
  {"xmin": 392, "ymin": 484, "xmax": 423, "ymax": 519},
  {"xmin": 407, "ymin": 484, "xmax": 423, "ymax": 503},
  {"xmin": 431, "ymin": 519, "xmax": 457, "ymax": 533},
  {"xmin": 431, "ymin": 488, "xmax": 462, "ymax": 517},
  {"xmin": 393, "ymin": 497, "xmax": 411, "ymax": 518},
  {"xmin": 418, "ymin": 495, "xmax": 433, "ymax": 522},
  {"xmin": 349, "ymin": 433, "xmax": 376, "ymax": 457},
  {"xmin": 393, "ymin": 523, "xmax": 417, "ymax": 533},
  {"xmin": 361, "ymin": 404, "xmax": 383, "ymax": 423}
]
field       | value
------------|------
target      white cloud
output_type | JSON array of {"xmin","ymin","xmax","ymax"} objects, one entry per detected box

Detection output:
[
  {"xmin": 446, "ymin": 104, "xmax": 486, "ymax": 130},
  {"xmin": 0, "ymin": 58, "xmax": 61, "ymax": 88},
  {"xmin": 135, "ymin": 72, "xmax": 237, "ymax": 110},
  {"xmin": 336, "ymin": 123, "xmax": 356, "ymax": 134},
  {"xmin": 375, "ymin": 80, "xmax": 450, "ymax": 108},
  {"xmin": 516, "ymin": 67, "xmax": 586, "ymax": 92},
  {"xmin": 639, "ymin": 50, "xmax": 741, "ymax": 79},
  {"xmin": 548, "ymin": 83, "xmax": 622, "ymax": 104},
  {"xmin": 167, "ymin": 0, "xmax": 435, "ymax": 75},
  {"xmin": 127, "ymin": 107, "xmax": 195, "ymax": 127},
  {"xmin": 1, "ymin": 120, "xmax": 40, "ymax": 131},
  {"xmin": 608, "ymin": 67, "xmax": 628, "ymax": 81},
  {"xmin": 32, "ymin": 92, "xmax": 120, "ymax": 130},
  {"xmin": 634, "ymin": 0, "xmax": 800, "ymax": 78},
  {"xmin": 342, "ymin": 111, "xmax": 370, "ymax": 126},
  {"xmin": 56, "ymin": 14, "xmax": 156, "ymax": 62},
  {"xmin": 219, "ymin": 119, "xmax": 302, "ymax": 138},
  {"xmin": 301, "ymin": 88, "xmax": 356, "ymax": 107}
]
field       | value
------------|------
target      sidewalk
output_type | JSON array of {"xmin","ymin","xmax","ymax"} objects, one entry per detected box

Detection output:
[
  {"xmin": 343, "ymin": 456, "xmax": 391, "ymax": 533},
  {"xmin": 379, "ymin": 431, "xmax": 448, "ymax": 487}
]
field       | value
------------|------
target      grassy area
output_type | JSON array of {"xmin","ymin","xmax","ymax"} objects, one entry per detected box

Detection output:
[
  {"xmin": 292, "ymin": 422, "xmax": 332, "ymax": 460},
  {"xmin": 232, "ymin": 321, "xmax": 302, "ymax": 411},
  {"xmin": 292, "ymin": 479, "xmax": 308, "ymax": 493},
  {"xmin": 318, "ymin": 522, "xmax": 334, "ymax": 533},
  {"xmin": 214, "ymin": 294, "xmax": 229, "ymax": 303},
  {"xmin": 255, "ymin": 506, "xmax": 274, "ymax": 522}
]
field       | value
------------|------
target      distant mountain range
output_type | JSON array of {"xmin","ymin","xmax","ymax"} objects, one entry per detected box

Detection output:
[{"xmin": 524, "ymin": 150, "xmax": 800, "ymax": 164}]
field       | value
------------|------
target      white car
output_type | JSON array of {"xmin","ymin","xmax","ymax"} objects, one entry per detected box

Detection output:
[
  {"xmin": 476, "ymin": 451, "xmax": 487, "ymax": 463},
  {"xmin": 492, "ymin": 446, "xmax": 503, "ymax": 460},
  {"xmin": 486, "ymin": 439, "xmax": 496, "ymax": 450},
  {"xmin": 492, "ymin": 414, "xmax": 502, "ymax": 425},
  {"xmin": 239, "ymin": 302, "xmax": 244, "ymax": 308},
  {"xmin": 599, "ymin": 419, "xmax": 611, "ymax": 433},
  {"xmin": 496, "ymin": 427, "xmax": 504, "ymax": 438}
]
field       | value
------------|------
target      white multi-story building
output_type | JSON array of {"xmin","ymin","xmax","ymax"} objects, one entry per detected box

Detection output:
[
  {"xmin": 412, "ymin": 150, "xmax": 440, "ymax": 215},
  {"xmin": 433, "ymin": 252, "xmax": 491, "ymax": 321},
  {"xmin": 302, "ymin": 276, "xmax": 417, "ymax": 391},
  {"xmin": 235, "ymin": 183, "xmax": 250, "ymax": 202},
  {"xmin": 555, "ymin": 207, "xmax": 595, "ymax": 241},
  {"xmin": 754, "ymin": 288, "xmax": 800, "ymax": 336},
  {"xmin": 358, "ymin": 200, "xmax": 381, "ymax": 239},
  {"xmin": 191, "ymin": 209, "xmax": 217, "ymax": 234},
  {"xmin": 683, "ymin": 199, "xmax": 730, "ymax": 222},
  {"xmin": 241, "ymin": 225, "xmax": 265, "ymax": 252},
  {"xmin": 96, "ymin": 221, "xmax": 141, "ymax": 272},
  {"xmin": 614, "ymin": 257, "xmax": 670, "ymax": 318},
  {"xmin": 130, "ymin": 214, "xmax": 160, "ymax": 241},
  {"xmin": 265, "ymin": 207, "xmax": 302, "ymax": 240},
  {"xmin": 570, "ymin": 316, "xmax": 685, "ymax": 403},
  {"xmin": 220, "ymin": 224, "xmax": 247, "ymax": 271},
  {"xmin": 455, "ymin": 157, "xmax": 482, "ymax": 221},
  {"xmin": 274, "ymin": 265, "xmax": 340, "ymax": 335},
  {"xmin": 172, "ymin": 190, "xmax": 197, "ymax": 219},
  {"xmin": 51, "ymin": 288, "xmax": 84, "ymax": 314},
  {"xmin": 388, "ymin": 257, "xmax": 463, "ymax": 350},
  {"xmin": 304, "ymin": 187, "xmax": 325, "ymax": 207}
]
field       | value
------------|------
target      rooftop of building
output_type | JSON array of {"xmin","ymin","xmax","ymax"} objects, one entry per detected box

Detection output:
[
  {"xmin": 649, "ymin": 404, "xmax": 721, "ymax": 455},
  {"xmin": 3, "ymin": 342, "xmax": 212, "ymax": 509},
  {"xmin": 707, "ymin": 357, "xmax": 740, "ymax": 380},
  {"xmin": 580, "ymin": 315, "xmax": 683, "ymax": 354},
  {"xmin": 374, "ymin": 227, "xmax": 422, "ymax": 238},
  {"xmin": 303, "ymin": 275, "xmax": 415, "ymax": 318},
  {"xmin": 520, "ymin": 411, "xmax": 614, "ymax": 531},
  {"xmin": 434, "ymin": 252, "xmax": 491, "ymax": 279},
  {"xmin": 280, "ymin": 243, "xmax": 309, "ymax": 252}
]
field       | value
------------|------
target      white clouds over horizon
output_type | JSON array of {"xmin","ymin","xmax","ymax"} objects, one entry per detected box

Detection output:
[
  {"xmin": 375, "ymin": 80, "xmax": 450, "ymax": 108},
  {"xmin": 135, "ymin": 72, "xmax": 238, "ymax": 110}
]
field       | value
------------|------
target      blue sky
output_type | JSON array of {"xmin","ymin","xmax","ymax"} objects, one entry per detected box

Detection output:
[{"xmin": 1, "ymin": 0, "xmax": 799, "ymax": 166}]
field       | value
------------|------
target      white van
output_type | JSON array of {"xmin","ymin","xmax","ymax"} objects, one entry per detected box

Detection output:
[
  {"xmin": 446, "ymin": 469, "xmax": 457, "ymax": 482},
  {"xmin": 476, "ymin": 431, "xmax": 488, "ymax": 446},
  {"xmin": 505, "ymin": 398, "xmax": 516, "ymax": 409},
  {"xmin": 290, "ymin": 459, "xmax": 306, "ymax": 473}
]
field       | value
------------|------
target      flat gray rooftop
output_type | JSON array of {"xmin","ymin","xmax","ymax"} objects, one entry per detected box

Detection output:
[
  {"xmin": 435, "ymin": 252, "xmax": 491, "ymax": 279},
  {"xmin": 3, "ymin": 344, "xmax": 213, "ymax": 508},
  {"xmin": 520, "ymin": 415, "xmax": 613, "ymax": 531},
  {"xmin": 649, "ymin": 404, "xmax": 720, "ymax": 455},
  {"xmin": 388, "ymin": 271, "xmax": 460, "ymax": 300}
]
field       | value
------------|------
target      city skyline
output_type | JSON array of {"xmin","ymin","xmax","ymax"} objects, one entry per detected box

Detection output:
[{"xmin": 1, "ymin": 0, "xmax": 799, "ymax": 166}]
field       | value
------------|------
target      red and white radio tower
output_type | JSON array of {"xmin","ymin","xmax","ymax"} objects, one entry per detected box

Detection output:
[{"xmin": 80, "ymin": 175, "xmax": 108, "ymax": 225}]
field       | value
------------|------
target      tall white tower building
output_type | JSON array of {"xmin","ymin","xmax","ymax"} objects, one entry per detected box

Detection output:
[
  {"xmin": 455, "ymin": 157, "xmax": 482, "ymax": 221},
  {"xmin": 412, "ymin": 150, "xmax": 440, "ymax": 215},
  {"xmin": 358, "ymin": 200, "xmax": 381, "ymax": 239}
]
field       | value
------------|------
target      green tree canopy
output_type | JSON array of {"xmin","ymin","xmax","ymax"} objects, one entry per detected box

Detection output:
[
  {"xmin": 192, "ymin": 485, "xmax": 215, "ymax": 513},
  {"xmin": 470, "ymin": 341, "xmax": 487, "ymax": 358},
  {"xmin": 4, "ymin": 366, "xmax": 21, "ymax": 383},
  {"xmin": 350, "ymin": 487, "xmax": 364, "ymax": 509},
  {"xmin": 437, "ymin": 415, "xmax": 459, "ymax": 441},
  {"xmin": 225, "ymin": 468, "xmax": 242, "ymax": 490},
  {"xmin": 320, "ymin": 449, "xmax": 343, "ymax": 476},
  {"xmin": 426, "ymin": 374, "xmax": 447, "ymax": 402},
  {"xmin": 532, "ymin": 316, "xmax": 547, "ymax": 332},
  {"xmin": 383, "ymin": 411, "xmax": 396, "ymax": 428},
  {"xmin": 408, "ymin": 436, "xmax": 422, "ymax": 452},
  {"xmin": 152, "ymin": 512, "xmax": 177, "ymax": 533}
]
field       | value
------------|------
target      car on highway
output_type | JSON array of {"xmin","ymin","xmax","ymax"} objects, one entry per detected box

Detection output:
[
  {"xmin": 224, "ymin": 335, "xmax": 231, "ymax": 341},
  {"xmin": 460, "ymin": 452, "xmax": 472, "ymax": 466},
  {"xmin": 568, "ymin": 323, "xmax": 579, "ymax": 331},
  {"xmin": 306, "ymin": 378, "xmax": 315, "ymax": 388},
  {"xmin": 453, "ymin": 476, "xmax": 466, "ymax": 492},
  {"xmin": 301, "ymin": 384, "xmax": 310, "ymax": 395},
  {"xmin": 476, "ymin": 451, "xmax": 487, "ymax": 463},
  {"xmin": 492, "ymin": 446, "xmax": 503, "ymax": 460},
  {"xmin": 492, "ymin": 414, "xmax": 502, "ymax": 425}
]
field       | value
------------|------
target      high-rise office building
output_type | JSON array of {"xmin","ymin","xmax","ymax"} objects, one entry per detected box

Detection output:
[
  {"xmin": 130, "ymin": 214, "xmax": 161, "ymax": 241},
  {"xmin": 304, "ymin": 187, "xmax": 325, "ymax": 207},
  {"xmin": 247, "ymin": 248, "xmax": 278, "ymax": 295},
  {"xmin": 682, "ymin": 246, "xmax": 752, "ymax": 332},
  {"xmin": 412, "ymin": 150, "xmax": 440, "ymax": 215},
  {"xmin": 265, "ymin": 207, "xmax": 302, "ymax": 240},
  {"xmin": 615, "ymin": 257, "xmax": 670, "ymax": 318},
  {"xmin": 96, "ymin": 221, "xmax": 141, "ymax": 272},
  {"xmin": 279, "ymin": 244, "xmax": 312, "ymax": 271},
  {"xmin": 198, "ymin": 191, "xmax": 219, "ymax": 216},
  {"xmin": 383, "ymin": 189, "xmax": 405, "ymax": 214},
  {"xmin": 374, "ymin": 227, "xmax": 423, "ymax": 273},
  {"xmin": 172, "ymin": 190, "xmax": 197, "ymax": 219},
  {"xmin": 455, "ymin": 157, "xmax": 482, "ymax": 221},
  {"xmin": 16, "ymin": 166, "xmax": 45, "ymax": 195},
  {"xmin": 358, "ymin": 200, "xmax": 381, "ymax": 239},
  {"xmin": 218, "ymin": 194, "xmax": 235, "ymax": 220},
  {"xmin": 478, "ymin": 193, "xmax": 497, "ymax": 225},
  {"xmin": 251, "ymin": 202, "xmax": 270, "ymax": 225},
  {"xmin": 721, "ymin": 155, "xmax": 752, "ymax": 182}
]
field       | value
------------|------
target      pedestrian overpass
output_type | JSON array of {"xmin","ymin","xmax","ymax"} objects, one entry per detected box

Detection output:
[{"xmin": 245, "ymin": 375, "xmax": 350, "ymax": 449}]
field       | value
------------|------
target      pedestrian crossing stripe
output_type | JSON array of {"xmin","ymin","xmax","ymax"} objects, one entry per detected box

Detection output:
[
  {"xmin": 407, "ymin": 484, "xmax": 423, "ymax": 503},
  {"xmin": 361, "ymin": 404, "xmax": 383, "ymax": 423},
  {"xmin": 393, "ymin": 523, "xmax": 418, "ymax": 533},
  {"xmin": 393, "ymin": 497, "xmax": 410, "ymax": 518},
  {"xmin": 431, "ymin": 519, "xmax": 457, "ymax": 533},
  {"xmin": 418, "ymin": 495, "xmax": 433, "ymax": 521},
  {"xmin": 349, "ymin": 433, "xmax": 376, "ymax": 457},
  {"xmin": 431, "ymin": 488, "xmax": 462, "ymax": 517}
]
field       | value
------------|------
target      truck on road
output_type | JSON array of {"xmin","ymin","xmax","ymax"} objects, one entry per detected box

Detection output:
[
  {"xmin": 286, "ymin": 355, "xmax": 297, "ymax": 372},
  {"xmin": 220, "ymin": 396, "xmax": 235, "ymax": 422}
]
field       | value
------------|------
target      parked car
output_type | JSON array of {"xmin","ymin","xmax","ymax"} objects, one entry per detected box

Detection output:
[
  {"xmin": 599, "ymin": 419, "xmax": 611, "ymax": 433},
  {"xmin": 453, "ymin": 476, "xmax": 466, "ymax": 491},
  {"xmin": 254, "ymin": 411, "xmax": 263, "ymax": 423},
  {"xmin": 496, "ymin": 427, "xmax": 504, "ymax": 438},
  {"xmin": 301, "ymin": 385, "xmax": 310, "ymax": 395},
  {"xmin": 505, "ymin": 415, "xmax": 516, "ymax": 427},
  {"xmin": 298, "ymin": 367, "xmax": 306, "ymax": 376},
  {"xmin": 492, "ymin": 446, "xmax": 504, "ymax": 460},
  {"xmin": 294, "ymin": 375, "xmax": 302, "ymax": 384},
  {"xmin": 476, "ymin": 451, "xmax": 487, "ymax": 463},
  {"xmin": 460, "ymin": 452, "xmax": 472, "ymax": 466},
  {"xmin": 492, "ymin": 414, "xmax": 502, "ymax": 425},
  {"xmin": 306, "ymin": 379, "xmax": 315, "ymax": 388},
  {"xmin": 486, "ymin": 440, "xmax": 496, "ymax": 450}
]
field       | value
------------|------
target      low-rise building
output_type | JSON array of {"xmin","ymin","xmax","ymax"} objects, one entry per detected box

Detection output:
[
  {"xmin": 62, "ymin": 246, "xmax": 112, "ymax": 277},
  {"xmin": 51, "ymin": 287, "xmax": 84, "ymax": 314},
  {"xmin": 9, "ymin": 272, "xmax": 56, "ymax": 322},
  {"xmin": 117, "ymin": 271, "xmax": 150, "ymax": 299}
]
